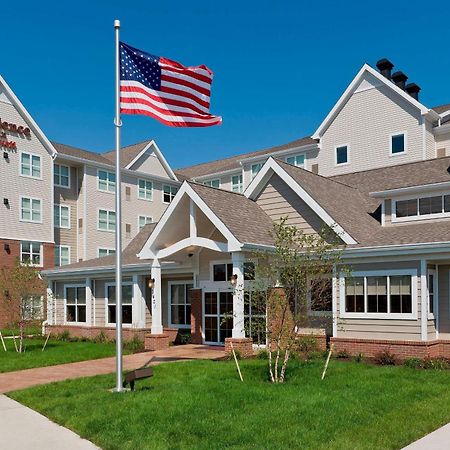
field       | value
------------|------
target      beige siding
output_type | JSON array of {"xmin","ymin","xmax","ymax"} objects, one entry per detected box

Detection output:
[
  {"xmin": 317, "ymin": 73, "xmax": 425, "ymax": 176},
  {"xmin": 437, "ymin": 265, "xmax": 450, "ymax": 339},
  {"xmin": 336, "ymin": 261, "xmax": 423, "ymax": 340},
  {"xmin": 0, "ymin": 90, "xmax": 54, "ymax": 244},
  {"xmin": 425, "ymin": 119, "xmax": 435, "ymax": 159},
  {"xmin": 129, "ymin": 151, "xmax": 171, "ymax": 178},
  {"xmin": 255, "ymin": 174, "xmax": 324, "ymax": 234},
  {"xmin": 435, "ymin": 131, "xmax": 450, "ymax": 157}
]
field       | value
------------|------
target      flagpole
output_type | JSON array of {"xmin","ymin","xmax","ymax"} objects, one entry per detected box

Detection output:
[{"xmin": 114, "ymin": 19, "xmax": 123, "ymax": 393}]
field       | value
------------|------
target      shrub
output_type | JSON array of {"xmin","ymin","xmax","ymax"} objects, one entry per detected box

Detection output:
[
  {"xmin": 175, "ymin": 330, "xmax": 191, "ymax": 345},
  {"xmin": 297, "ymin": 336, "xmax": 318, "ymax": 354},
  {"xmin": 354, "ymin": 352, "xmax": 365, "ymax": 363},
  {"xmin": 404, "ymin": 357, "xmax": 423, "ymax": 369},
  {"xmin": 123, "ymin": 334, "xmax": 144, "ymax": 353},
  {"xmin": 422, "ymin": 357, "xmax": 449, "ymax": 370},
  {"xmin": 374, "ymin": 349, "xmax": 396, "ymax": 366},
  {"xmin": 257, "ymin": 349, "xmax": 269, "ymax": 360},
  {"xmin": 56, "ymin": 330, "xmax": 70, "ymax": 341},
  {"xmin": 93, "ymin": 331, "xmax": 108, "ymax": 344},
  {"xmin": 336, "ymin": 349, "xmax": 350, "ymax": 359}
]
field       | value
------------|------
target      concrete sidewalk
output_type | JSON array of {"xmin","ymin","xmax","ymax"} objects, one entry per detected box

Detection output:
[
  {"xmin": 403, "ymin": 423, "xmax": 450, "ymax": 449},
  {"xmin": 0, "ymin": 395, "xmax": 98, "ymax": 449},
  {"xmin": 0, "ymin": 344, "xmax": 224, "ymax": 393}
]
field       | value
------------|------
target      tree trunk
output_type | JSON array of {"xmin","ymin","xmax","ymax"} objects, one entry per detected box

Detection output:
[{"xmin": 279, "ymin": 348, "xmax": 290, "ymax": 383}]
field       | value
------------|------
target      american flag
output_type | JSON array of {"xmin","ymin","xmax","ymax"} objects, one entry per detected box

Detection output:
[{"xmin": 120, "ymin": 42, "xmax": 222, "ymax": 127}]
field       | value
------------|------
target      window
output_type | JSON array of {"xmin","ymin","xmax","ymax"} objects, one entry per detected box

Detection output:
[
  {"xmin": 428, "ymin": 270, "xmax": 436, "ymax": 315},
  {"xmin": 231, "ymin": 174, "xmax": 243, "ymax": 193},
  {"xmin": 169, "ymin": 282, "xmax": 193, "ymax": 327},
  {"xmin": 244, "ymin": 290, "xmax": 266, "ymax": 345},
  {"xmin": 107, "ymin": 284, "xmax": 132, "ymax": 324},
  {"xmin": 98, "ymin": 170, "xmax": 115, "ymax": 192},
  {"xmin": 204, "ymin": 179, "xmax": 220, "ymax": 188},
  {"xmin": 54, "ymin": 164, "xmax": 70, "ymax": 187},
  {"xmin": 251, "ymin": 163, "xmax": 263, "ymax": 179},
  {"xmin": 22, "ymin": 296, "xmax": 43, "ymax": 320},
  {"xmin": 336, "ymin": 146, "xmax": 348, "ymax": 165},
  {"xmin": 54, "ymin": 204, "xmax": 70, "ymax": 228},
  {"xmin": 138, "ymin": 179, "xmax": 153, "ymax": 201},
  {"xmin": 343, "ymin": 273, "xmax": 414, "ymax": 317},
  {"xmin": 20, "ymin": 197, "xmax": 41, "ymax": 223},
  {"xmin": 20, "ymin": 153, "xmax": 41, "ymax": 178},
  {"xmin": 394, "ymin": 194, "xmax": 450, "ymax": 222},
  {"xmin": 98, "ymin": 209, "xmax": 115, "ymax": 232},
  {"xmin": 98, "ymin": 248, "xmax": 115, "ymax": 257},
  {"xmin": 138, "ymin": 215, "xmax": 153, "ymax": 230},
  {"xmin": 163, "ymin": 185, "xmax": 178, "ymax": 203},
  {"xmin": 213, "ymin": 262, "xmax": 255, "ymax": 282},
  {"xmin": 391, "ymin": 133, "xmax": 405, "ymax": 155},
  {"xmin": 55, "ymin": 246, "xmax": 70, "ymax": 266},
  {"xmin": 286, "ymin": 154, "xmax": 305, "ymax": 168},
  {"xmin": 20, "ymin": 242, "xmax": 42, "ymax": 266},
  {"xmin": 65, "ymin": 286, "xmax": 86, "ymax": 323}
]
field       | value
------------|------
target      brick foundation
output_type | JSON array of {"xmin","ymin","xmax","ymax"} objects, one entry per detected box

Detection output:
[
  {"xmin": 225, "ymin": 338, "xmax": 254, "ymax": 358},
  {"xmin": 331, "ymin": 337, "xmax": 450, "ymax": 360},
  {"xmin": 297, "ymin": 329, "xmax": 327, "ymax": 352},
  {"xmin": 46, "ymin": 325, "xmax": 150, "ymax": 341},
  {"xmin": 145, "ymin": 333, "xmax": 170, "ymax": 351},
  {"xmin": 190, "ymin": 288, "xmax": 203, "ymax": 344}
]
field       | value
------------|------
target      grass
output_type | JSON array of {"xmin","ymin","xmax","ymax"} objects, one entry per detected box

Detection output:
[
  {"xmin": 0, "ymin": 337, "xmax": 123, "ymax": 373},
  {"xmin": 9, "ymin": 358, "xmax": 450, "ymax": 450}
]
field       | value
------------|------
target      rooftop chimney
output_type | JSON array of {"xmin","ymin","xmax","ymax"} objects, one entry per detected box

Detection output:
[
  {"xmin": 376, "ymin": 58, "xmax": 394, "ymax": 80},
  {"xmin": 391, "ymin": 71, "xmax": 408, "ymax": 90},
  {"xmin": 405, "ymin": 83, "xmax": 421, "ymax": 101}
]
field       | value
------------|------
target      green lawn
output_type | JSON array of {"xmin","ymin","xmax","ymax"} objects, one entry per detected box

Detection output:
[
  {"xmin": 0, "ymin": 337, "xmax": 123, "ymax": 373},
  {"xmin": 9, "ymin": 358, "xmax": 450, "ymax": 450}
]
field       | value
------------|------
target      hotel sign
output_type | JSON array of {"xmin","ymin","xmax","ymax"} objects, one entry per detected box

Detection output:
[{"xmin": 0, "ymin": 118, "xmax": 31, "ymax": 149}]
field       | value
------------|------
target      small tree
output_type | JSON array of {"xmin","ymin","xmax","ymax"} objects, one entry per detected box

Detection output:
[
  {"xmin": 250, "ymin": 218, "xmax": 346, "ymax": 383},
  {"xmin": 0, "ymin": 260, "xmax": 46, "ymax": 352}
]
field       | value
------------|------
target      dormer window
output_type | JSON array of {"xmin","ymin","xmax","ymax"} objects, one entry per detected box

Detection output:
[
  {"xmin": 203, "ymin": 179, "xmax": 220, "ymax": 188},
  {"xmin": 286, "ymin": 154, "xmax": 305, "ymax": 168},
  {"xmin": 251, "ymin": 163, "xmax": 263, "ymax": 179},
  {"xmin": 390, "ymin": 133, "xmax": 406, "ymax": 155},
  {"xmin": 335, "ymin": 145, "xmax": 348, "ymax": 165},
  {"xmin": 393, "ymin": 193, "xmax": 450, "ymax": 222}
]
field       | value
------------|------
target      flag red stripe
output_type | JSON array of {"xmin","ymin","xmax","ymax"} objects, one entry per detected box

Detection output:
[
  {"xmin": 161, "ymin": 65, "xmax": 213, "ymax": 85},
  {"xmin": 159, "ymin": 56, "xmax": 213, "ymax": 79},
  {"xmin": 120, "ymin": 85, "xmax": 208, "ymax": 115},
  {"xmin": 161, "ymin": 73, "xmax": 211, "ymax": 97},
  {"xmin": 160, "ymin": 85, "xmax": 210, "ymax": 109}
]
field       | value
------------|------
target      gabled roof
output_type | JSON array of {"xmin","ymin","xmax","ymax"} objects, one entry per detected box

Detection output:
[
  {"xmin": 432, "ymin": 103, "xmax": 450, "ymax": 114},
  {"xmin": 312, "ymin": 64, "xmax": 439, "ymax": 139},
  {"xmin": 52, "ymin": 142, "xmax": 113, "ymax": 165},
  {"xmin": 175, "ymin": 136, "xmax": 317, "ymax": 179},
  {"xmin": 102, "ymin": 140, "xmax": 152, "ymax": 167}
]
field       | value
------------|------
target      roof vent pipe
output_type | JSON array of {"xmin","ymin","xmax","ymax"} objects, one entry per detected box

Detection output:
[
  {"xmin": 405, "ymin": 83, "xmax": 421, "ymax": 101},
  {"xmin": 391, "ymin": 71, "xmax": 408, "ymax": 90},
  {"xmin": 376, "ymin": 58, "xmax": 394, "ymax": 80}
]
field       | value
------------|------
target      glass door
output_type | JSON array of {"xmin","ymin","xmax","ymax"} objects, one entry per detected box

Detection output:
[{"xmin": 204, "ymin": 291, "xmax": 233, "ymax": 344}]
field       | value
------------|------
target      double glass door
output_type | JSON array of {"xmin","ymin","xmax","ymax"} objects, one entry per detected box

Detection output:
[{"xmin": 204, "ymin": 291, "xmax": 233, "ymax": 344}]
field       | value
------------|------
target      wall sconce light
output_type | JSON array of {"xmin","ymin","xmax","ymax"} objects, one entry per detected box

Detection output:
[
  {"xmin": 230, "ymin": 274, "xmax": 238, "ymax": 286},
  {"xmin": 3, "ymin": 152, "xmax": 8, "ymax": 160},
  {"xmin": 4, "ymin": 243, "xmax": 10, "ymax": 253},
  {"xmin": 148, "ymin": 278, "xmax": 155, "ymax": 289},
  {"xmin": 3, "ymin": 198, "xmax": 9, "ymax": 206}
]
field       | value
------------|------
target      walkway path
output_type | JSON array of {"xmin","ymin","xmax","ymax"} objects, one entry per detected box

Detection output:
[
  {"xmin": 403, "ymin": 423, "xmax": 450, "ymax": 449},
  {"xmin": 0, "ymin": 395, "xmax": 98, "ymax": 449},
  {"xmin": 0, "ymin": 344, "xmax": 224, "ymax": 393}
]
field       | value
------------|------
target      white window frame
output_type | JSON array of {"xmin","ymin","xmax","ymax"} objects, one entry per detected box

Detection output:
[
  {"xmin": 22, "ymin": 295, "xmax": 44, "ymax": 320},
  {"xmin": 427, "ymin": 269, "xmax": 437, "ymax": 320},
  {"xmin": 19, "ymin": 151, "xmax": 42, "ymax": 180},
  {"xmin": 203, "ymin": 179, "xmax": 221, "ymax": 188},
  {"xmin": 286, "ymin": 153, "xmax": 306, "ymax": 168},
  {"xmin": 97, "ymin": 169, "xmax": 116, "ymax": 193},
  {"xmin": 97, "ymin": 247, "xmax": 116, "ymax": 257},
  {"xmin": 390, "ymin": 131, "xmax": 407, "ymax": 156},
  {"xmin": 54, "ymin": 204, "xmax": 71, "ymax": 229},
  {"xmin": 54, "ymin": 163, "xmax": 70, "ymax": 188},
  {"xmin": 137, "ymin": 179, "xmax": 153, "ymax": 201},
  {"xmin": 105, "ymin": 282, "xmax": 133, "ymax": 327},
  {"xmin": 138, "ymin": 215, "xmax": 153, "ymax": 231},
  {"xmin": 209, "ymin": 259, "xmax": 256, "ymax": 284},
  {"xmin": 20, "ymin": 241, "xmax": 43, "ymax": 267},
  {"xmin": 168, "ymin": 280, "xmax": 193, "ymax": 329},
  {"xmin": 55, "ymin": 245, "xmax": 71, "ymax": 266},
  {"xmin": 231, "ymin": 174, "xmax": 243, "ymax": 193},
  {"xmin": 64, "ymin": 284, "xmax": 87, "ymax": 325},
  {"xmin": 251, "ymin": 163, "xmax": 264, "ymax": 180},
  {"xmin": 335, "ymin": 144, "xmax": 350, "ymax": 166},
  {"xmin": 162, "ymin": 185, "xmax": 178, "ymax": 204},
  {"xmin": 392, "ymin": 191, "xmax": 450, "ymax": 223},
  {"xmin": 97, "ymin": 209, "xmax": 116, "ymax": 232},
  {"xmin": 19, "ymin": 196, "xmax": 42, "ymax": 223},
  {"xmin": 339, "ymin": 269, "xmax": 418, "ymax": 320}
]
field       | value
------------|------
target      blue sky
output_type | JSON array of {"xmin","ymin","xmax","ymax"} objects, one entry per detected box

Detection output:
[{"xmin": 2, "ymin": 0, "xmax": 450, "ymax": 169}]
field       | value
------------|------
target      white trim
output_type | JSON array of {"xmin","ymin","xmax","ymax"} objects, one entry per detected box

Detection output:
[
  {"xmin": 427, "ymin": 268, "xmax": 437, "ymax": 321},
  {"xmin": 244, "ymin": 158, "xmax": 357, "ymax": 245},
  {"xmin": 168, "ymin": 280, "xmax": 193, "ymax": 329},
  {"xmin": 312, "ymin": 64, "xmax": 437, "ymax": 139},
  {"xmin": 332, "ymin": 269, "xmax": 337, "ymax": 336},
  {"xmin": 156, "ymin": 237, "xmax": 230, "ymax": 260},
  {"xmin": 381, "ymin": 200, "xmax": 385, "ymax": 227},
  {"xmin": 64, "ymin": 283, "xmax": 87, "ymax": 326},
  {"xmin": 231, "ymin": 174, "xmax": 244, "ymax": 193},
  {"xmin": 83, "ymin": 164, "xmax": 87, "ymax": 261},
  {"xmin": 285, "ymin": 153, "xmax": 306, "ymax": 169},
  {"xmin": 54, "ymin": 163, "xmax": 71, "ymax": 189},
  {"xmin": 389, "ymin": 131, "xmax": 407, "ymax": 156},
  {"xmin": 104, "ymin": 281, "xmax": 134, "ymax": 327},
  {"xmin": 137, "ymin": 178, "xmax": 153, "ymax": 201},
  {"xmin": 193, "ymin": 168, "xmax": 243, "ymax": 181},
  {"xmin": 238, "ymin": 142, "xmax": 318, "ymax": 164},
  {"xmin": 370, "ymin": 181, "xmax": 450, "ymax": 198},
  {"xmin": 54, "ymin": 204, "xmax": 71, "ymax": 229},
  {"xmin": 162, "ymin": 184, "xmax": 178, "ymax": 204},
  {"xmin": 19, "ymin": 151, "xmax": 43, "ymax": 180},
  {"xmin": 96, "ymin": 168, "xmax": 116, "ymax": 194},
  {"xmin": 420, "ymin": 260, "xmax": 428, "ymax": 341},
  {"xmin": 335, "ymin": 143, "xmax": 350, "ymax": 166},
  {"xmin": 19, "ymin": 195, "xmax": 43, "ymax": 224},
  {"xmin": 20, "ymin": 241, "xmax": 43, "ymax": 267},
  {"xmin": 339, "ymin": 269, "xmax": 418, "ymax": 320}
]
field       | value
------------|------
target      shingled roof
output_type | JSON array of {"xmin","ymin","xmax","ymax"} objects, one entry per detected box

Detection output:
[
  {"xmin": 175, "ymin": 136, "xmax": 317, "ymax": 179},
  {"xmin": 52, "ymin": 142, "xmax": 112, "ymax": 165},
  {"xmin": 102, "ymin": 140, "xmax": 153, "ymax": 168}
]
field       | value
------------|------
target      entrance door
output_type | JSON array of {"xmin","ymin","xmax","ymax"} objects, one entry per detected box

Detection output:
[{"xmin": 204, "ymin": 291, "xmax": 233, "ymax": 344}]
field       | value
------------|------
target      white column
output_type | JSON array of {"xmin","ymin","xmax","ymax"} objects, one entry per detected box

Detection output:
[
  {"xmin": 132, "ymin": 275, "xmax": 146, "ymax": 328},
  {"xmin": 332, "ymin": 267, "xmax": 338, "ymax": 337},
  {"xmin": 151, "ymin": 259, "xmax": 163, "ymax": 334},
  {"xmin": 420, "ymin": 259, "xmax": 428, "ymax": 341},
  {"xmin": 189, "ymin": 199, "xmax": 197, "ymax": 238},
  {"xmin": 46, "ymin": 280, "xmax": 54, "ymax": 325},
  {"xmin": 232, "ymin": 252, "xmax": 245, "ymax": 339},
  {"xmin": 85, "ymin": 278, "xmax": 92, "ymax": 326}
]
